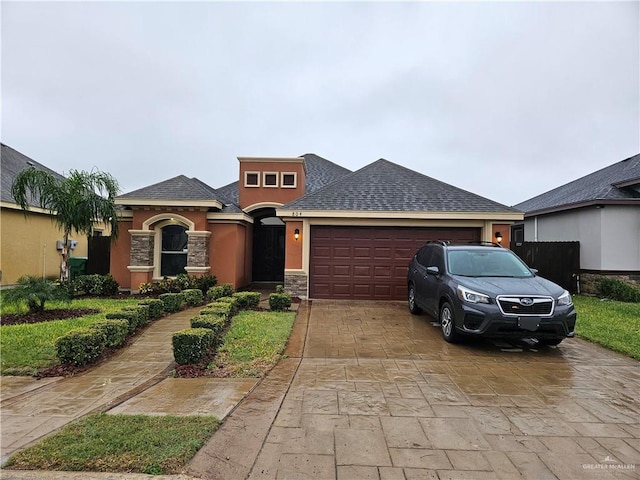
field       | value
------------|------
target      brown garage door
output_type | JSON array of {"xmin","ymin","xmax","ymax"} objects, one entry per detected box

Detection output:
[{"xmin": 310, "ymin": 226, "xmax": 481, "ymax": 300}]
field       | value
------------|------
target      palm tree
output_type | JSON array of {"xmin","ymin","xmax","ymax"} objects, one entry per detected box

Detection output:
[{"xmin": 11, "ymin": 167, "xmax": 120, "ymax": 282}]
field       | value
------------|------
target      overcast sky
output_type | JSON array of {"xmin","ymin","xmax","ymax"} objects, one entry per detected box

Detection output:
[{"xmin": 2, "ymin": 1, "xmax": 638, "ymax": 207}]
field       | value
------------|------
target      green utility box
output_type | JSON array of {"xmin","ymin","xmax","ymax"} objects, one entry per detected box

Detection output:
[{"xmin": 69, "ymin": 257, "xmax": 88, "ymax": 280}]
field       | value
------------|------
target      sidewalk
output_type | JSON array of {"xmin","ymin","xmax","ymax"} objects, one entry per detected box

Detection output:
[{"xmin": 0, "ymin": 305, "xmax": 258, "ymax": 476}]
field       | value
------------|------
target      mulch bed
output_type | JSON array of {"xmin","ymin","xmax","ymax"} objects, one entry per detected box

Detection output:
[{"xmin": 0, "ymin": 308, "xmax": 100, "ymax": 326}]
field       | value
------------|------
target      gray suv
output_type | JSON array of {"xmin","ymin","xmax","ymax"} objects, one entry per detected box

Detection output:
[{"xmin": 407, "ymin": 241, "xmax": 576, "ymax": 345}]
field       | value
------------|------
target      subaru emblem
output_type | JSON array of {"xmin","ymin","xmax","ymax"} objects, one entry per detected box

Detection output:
[{"xmin": 520, "ymin": 298, "xmax": 534, "ymax": 306}]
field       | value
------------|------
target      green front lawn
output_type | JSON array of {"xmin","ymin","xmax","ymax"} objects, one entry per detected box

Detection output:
[
  {"xmin": 212, "ymin": 310, "xmax": 297, "ymax": 376},
  {"xmin": 4, "ymin": 413, "xmax": 219, "ymax": 475},
  {"xmin": 573, "ymin": 295, "xmax": 640, "ymax": 359},
  {"xmin": 1, "ymin": 298, "xmax": 139, "ymax": 375}
]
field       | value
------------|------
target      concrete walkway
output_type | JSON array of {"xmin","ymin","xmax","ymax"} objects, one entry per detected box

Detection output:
[{"xmin": 1, "ymin": 306, "xmax": 258, "ymax": 477}]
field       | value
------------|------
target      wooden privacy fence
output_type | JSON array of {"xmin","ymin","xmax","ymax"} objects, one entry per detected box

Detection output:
[{"xmin": 510, "ymin": 241, "xmax": 580, "ymax": 293}]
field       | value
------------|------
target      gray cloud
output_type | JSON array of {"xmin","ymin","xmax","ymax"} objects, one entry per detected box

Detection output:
[{"xmin": 2, "ymin": 1, "xmax": 638, "ymax": 206}]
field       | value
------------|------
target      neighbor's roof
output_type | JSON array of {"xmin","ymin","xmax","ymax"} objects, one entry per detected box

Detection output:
[
  {"xmin": 282, "ymin": 158, "xmax": 520, "ymax": 213},
  {"xmin": 514, "ymin": 153, "xmax": 640, "ymax": 215},
  {"xmin": 1, "ymin": 143, "xmax": 66, "ymax": 206},
  {"xmin": 116, "ymin": 175, "xmax": 224, "ymax": 209}
]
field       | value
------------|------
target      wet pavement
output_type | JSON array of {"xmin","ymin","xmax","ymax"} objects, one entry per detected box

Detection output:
[
  {"xmin": 0, "ymin": 306, "xmax": 257, "ymax": 472},
  {"xmin": 189, "ymin": 300, "xmax": 640, "ymax": 480},
  {"xmin": 2, "ymin": 300, "xmax": 640, "ymax": 479}
]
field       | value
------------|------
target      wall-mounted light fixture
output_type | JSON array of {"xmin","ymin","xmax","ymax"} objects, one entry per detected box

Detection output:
[
  {"xmin": 495, "ymin": 231, "xmax": 503, "ymax": 244},
  {"xmin": 294, "ymin": 228, "xmax": 300, "ymax": 241}
]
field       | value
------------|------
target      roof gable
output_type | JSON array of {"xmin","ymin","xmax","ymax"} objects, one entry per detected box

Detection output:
[
  {"xmin": 515, "ymin": 154, "xmax": 640, "ymax": 214},
  {"xmin": 283, "ymin": 158, "xmax": 518, "ymax": 213},
  {"xmin": 116, "ymin": 175, "xmax": 224, "ymax": 208}
]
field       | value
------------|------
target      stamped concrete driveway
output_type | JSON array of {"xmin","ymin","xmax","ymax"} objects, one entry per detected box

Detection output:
[{"xmin": 192, "ymin": 300, "xmax": 639, "ymax": 480}]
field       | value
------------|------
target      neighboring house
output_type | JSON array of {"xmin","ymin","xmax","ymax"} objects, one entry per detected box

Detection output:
[
  {"xmin": 0, "ymin": 144, "xmax": 92, "ymax": 286},
  {"xmin": 111, "ymin": 154, "xmax": 522, "ymax": 300},
  {"xmin": 513, "ymin": 153, "xmax": 640, "ymax": 289}
]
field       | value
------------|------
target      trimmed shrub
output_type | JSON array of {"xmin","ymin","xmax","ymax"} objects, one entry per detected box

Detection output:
[
  {"xmin": 216, "ymin": 296, "xmax": 239, "ymax": 314},
  {"xmin": 159, "ymin": 292, "xmax": 183, "ymax": 313},
  {"xmin": 106, "ymin": 310, "xmax": 139, "ymax": 334},
  {"xmin": 90, "ymin": 319, "xmax": 129, "ymax": 348},
  {"xmin": 207, "ymin": 283, "xmax": 234, "ymax": 302},
  {"xmin": 233, "ymin": 291, "xmax": 261, "ymax": 311},
  {"xmin": 172, "ymin": 328, "xmax": 214, "ymax": 365},
  {"xmin": 124, "ymin": 304, "xmax": 150, "ymax": 327},
  {"xmin": 200, "ymin": 302, "xmax": 233, "ymax": 318},
  {"xmin": 139, "ymin": 298, "xmax": 164, "ymax": 319},
  {"xmin": 182, "ymin": 288, "xmax": 204, "ymax": 307},
  {"xmin": 269, "ymin": 286, "xmax": 292, "ymax": 311},
  {"xmin": 598, "ymin": 278, "xmax": 640, "ymax": 303},
  {"xmin": 55, "ymin": 328, "xmax": 106, "ymax": 366},
  {"xmin": 190, "ymin": 314, "xmax": 227, "ymax": 336}
]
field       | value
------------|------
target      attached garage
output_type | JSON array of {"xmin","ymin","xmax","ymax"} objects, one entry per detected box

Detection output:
[{"xmin": 309, "ymin": 226, "xmax": 480, "ymax": 300}]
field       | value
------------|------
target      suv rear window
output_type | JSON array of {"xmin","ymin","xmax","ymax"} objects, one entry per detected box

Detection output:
[{"xmin": 447, "ymin": 249, "xmax": 533, "ymax": 278}]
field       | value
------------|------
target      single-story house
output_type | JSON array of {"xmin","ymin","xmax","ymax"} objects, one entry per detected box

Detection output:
[
  {"xmin": 110, "ymin": 155, "xmax": 523, "ymax": 299},
  {"xmin": 513, "ymin": 153, "xmax": 640, "ymax": 290},
  {"xmin": 0, "ymin": 144, "xmax": 94, "ymax": 286}
]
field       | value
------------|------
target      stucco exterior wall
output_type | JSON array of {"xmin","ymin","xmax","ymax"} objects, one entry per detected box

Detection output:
[
  {"xmin": 523, "ymin": 205, "xmax": 640, "ymax": 271},
  {"xmin": 112, "ymin": 208, "xmax": 253, "ymax": 292},
  {"xmin": 209, "ymin": 222, "xmax": 251, "ymax": 288},
  {"xmin": 109, "ymin": 218, "xmax": 133, "ymax": 289},
  {"xmin": 285, "ymin": 220, "xmax": 303, "ymax": 270},
  {"xmin": 1, "ymin": 207, "xmax": 89, "ymax": 286},
  {"xmin": 238, "ymin": 158, "xmax": 306, "ymax": 210}
]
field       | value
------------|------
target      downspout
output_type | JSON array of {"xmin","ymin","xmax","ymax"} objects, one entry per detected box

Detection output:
[{"xmin": 534, "ymin": 216, "xmax": 538, "ymax": 242}]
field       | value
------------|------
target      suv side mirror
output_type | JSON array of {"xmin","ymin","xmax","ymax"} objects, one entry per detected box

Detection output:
[
  {"xmin": 530, "ymin": 268, "xmax": 538, "ymax": 275},
  {"xmin": 426, "ymin": 266, "xmax": 440, "ymax": 276}
]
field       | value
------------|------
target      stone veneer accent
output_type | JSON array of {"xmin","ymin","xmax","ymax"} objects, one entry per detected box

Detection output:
[
  {"xmin": 130, "ymin": 231, "xmax": 155, "ymax": 267},
  {"xmin": 285, "ymin": 271, "xmax": 308, "ymax": 299},
  {"xmin": 580, "ymin": 272, "xmax": 640, "ymax": 295},
  {"xmin": 187, "ymin": 231, "xmax": 211, "ymax": 268}
]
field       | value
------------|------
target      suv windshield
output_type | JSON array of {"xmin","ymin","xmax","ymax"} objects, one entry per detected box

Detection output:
[{"xmin": 447, "ymin": 249, "xmax": 533, "ymax": 278}]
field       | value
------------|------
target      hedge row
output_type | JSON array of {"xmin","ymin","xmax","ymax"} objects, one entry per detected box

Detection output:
[
  {"xmin": 54, "ymin": 293, "xmax": 198, "ymax": 367},
  {"xmin": 171, "ymin": 290, "xmax": 262, "ymax": 365}
]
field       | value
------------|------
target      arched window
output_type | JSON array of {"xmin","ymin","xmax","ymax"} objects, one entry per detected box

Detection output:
[{"xmin": 161, "ymin": 224, "xmax": 188, "ymax": 276}]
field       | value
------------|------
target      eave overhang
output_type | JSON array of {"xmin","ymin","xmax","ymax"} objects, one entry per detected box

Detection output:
[
  {"xmin": 522, "ymin": 198, "xmax": 640, "ymax": 217},
  {"xmin": 276, "ymin": 209, "xmax": 524, "ymax": 221},
  {"xmin": 115, "ymin": 198, "xmax": 223, "ymax": 210}
]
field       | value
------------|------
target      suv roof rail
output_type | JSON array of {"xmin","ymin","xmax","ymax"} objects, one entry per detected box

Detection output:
[
  {"xmin": 423, "ymin": 240, "xmax": 504, "ymax": 248},
  {"xmin": 466, "ymin": 241, "xmax": 503, "ymax": 247}
]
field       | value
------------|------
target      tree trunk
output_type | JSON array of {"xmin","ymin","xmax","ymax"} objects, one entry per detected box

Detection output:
[{"xmin": 60, "ymin": 230, "xmax": 70, "ymax": 283}]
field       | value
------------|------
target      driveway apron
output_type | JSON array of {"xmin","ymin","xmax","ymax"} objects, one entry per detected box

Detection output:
[{"xmin": 193, "ymin": 299, "xmax": 639, "ymax": 480}]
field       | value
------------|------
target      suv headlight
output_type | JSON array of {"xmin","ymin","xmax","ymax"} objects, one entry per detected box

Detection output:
[
  {"xmin": 457, "ymin": 285, "xmax": 490, "ymax": 304},
  {"xmin": 557, "ymin": 290, "xmax": 573, "ymax": 307}
]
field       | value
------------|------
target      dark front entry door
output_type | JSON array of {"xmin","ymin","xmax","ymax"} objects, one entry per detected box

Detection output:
[{"xmin": 253, "ymin": 223, "xmax": 285, "ymax": 282}]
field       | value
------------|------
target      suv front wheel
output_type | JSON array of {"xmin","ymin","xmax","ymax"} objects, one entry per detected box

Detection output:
[
  {"xmin": 408, "ymin": 284, "xmax": 421, "ymax": 315},
  {"xmin": 440, "ymin": 301, "xmax": 459, "ymax": 343}
]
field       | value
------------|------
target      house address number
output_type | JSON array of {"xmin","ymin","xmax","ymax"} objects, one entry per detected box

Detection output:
[{"xmin": 291, "ymin": 211, "xmax": 303, "ymax": 217}]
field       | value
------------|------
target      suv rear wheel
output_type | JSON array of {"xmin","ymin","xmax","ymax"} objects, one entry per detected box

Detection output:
[
  {"xmin": 408, "ymin": 284, "xmax": 421, "ymax": 314},
  {"xmin": 440, "ymin": 301, "xmax": 459, "ymax": 343}
]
